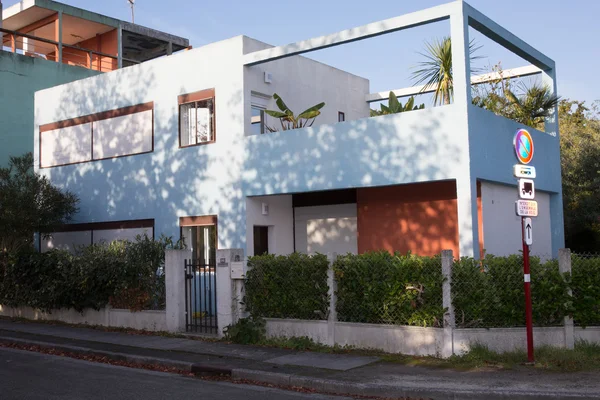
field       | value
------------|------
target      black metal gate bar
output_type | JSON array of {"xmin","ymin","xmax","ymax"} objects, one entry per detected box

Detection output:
[{"xmin": 184, "ymin": 259, "xmax": 218, "ymax": 334}]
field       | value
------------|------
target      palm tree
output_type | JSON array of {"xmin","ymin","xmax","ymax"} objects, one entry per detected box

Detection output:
[
  {"xmin": 411, "ymin": 36, "xmax": 481, "ymax": 106},
  {"xmin": 505, "ymin": 82, "xmax": 560, "ymax": 129}
]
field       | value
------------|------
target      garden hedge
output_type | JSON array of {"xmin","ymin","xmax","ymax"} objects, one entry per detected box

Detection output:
[
  {"xmin": 452, "ymin": 255, "xmax": 572, "ymax": 328},
  {"xmin": 0, "ymin": 235, "xmax": 179, "ymax": 312},
  {"xmin": 244, "ymin": 253, "xmax": 329, "ymax": 320},
  {"xmin": 244, "ymin": 251, "xmax": 600, "ymax": 329},
  {"xmin": 334, "ymin": 251, "xmax": 444, "ymax": 327}
]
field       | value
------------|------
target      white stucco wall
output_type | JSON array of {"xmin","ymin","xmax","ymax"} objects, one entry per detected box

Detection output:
[
  {"xmin": 245, "ymin": 195, "xmax": 294, "ymax": 256},
  {"xmin": 294, "ymin": 204, "xmax": 358, "ymax": 255},
  {"xmin": 481, "ymin": 181, "xmax": 552, "ymax": 257},
  {"xmin": 243, "ymin": 37, "xmax": 370, "ymax": 135},
  {"xmin": 35, "ymin": 36, "xmax": 248, "ymax": 249}
]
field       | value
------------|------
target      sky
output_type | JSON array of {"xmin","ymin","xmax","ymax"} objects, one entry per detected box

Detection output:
[{"xmin": 4, "ymin": 0, "xmax": 599, "ymax": 104}]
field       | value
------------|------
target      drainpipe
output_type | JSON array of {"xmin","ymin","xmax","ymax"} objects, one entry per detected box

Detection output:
[{"xmin": 0, "ymin": 1, "xmax": 4, "ymax": 45}]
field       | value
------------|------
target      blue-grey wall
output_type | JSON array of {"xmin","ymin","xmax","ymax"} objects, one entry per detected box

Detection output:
[
  {"xmin": 0, "ymin": 52, "xmax": 99, "ymax": 166},
  {"xmin": 468, "ymin": 105, "xmax": 565, "ymax": 255}
]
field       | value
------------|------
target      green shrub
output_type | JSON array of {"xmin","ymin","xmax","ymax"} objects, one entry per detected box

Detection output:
[
  {"xmin": 334, "ymin": 251, "xmax": 444, "ymax": 327},
  {"xmin": 571, "ymin": 255, "xmax": 600, "ymax": 327},
  {"xmin": 1, "ymin": 249, "xmax": 79, "ymax": 311},
  {"xmin": 223, "ymin": 317, "xmax": 265, "ymax": 344},
  {"xmin": 452, "ymin": 254, "xmax": 572, "ymax": 328},
  {"xmin": 241, "ymin": 250, "xmax": 599, "ymax": 329},
  {"xmin": 0, "ymin": 234, "xmax": 182, "ymax": 312},
  {"xmin": 244, "ymin": 253, "xmax": 329, "ymax": 320}
]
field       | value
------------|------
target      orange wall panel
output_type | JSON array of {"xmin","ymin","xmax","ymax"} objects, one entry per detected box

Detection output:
[
  {"xmin": 59, "ymin": 29, "xmax": 118, "ymax": 71},
  {"xmin": 357, "ymin": 181, "xmax": 460, "ymax": 257},
  {"xmin": 477, "ymin": 181, "xmax": 485, "ymax": 259}
]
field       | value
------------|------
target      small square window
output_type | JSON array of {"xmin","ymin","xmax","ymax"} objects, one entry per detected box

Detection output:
[
  {"xmin": 179, "ymin": 90, "xmax": 215, "ymax": 147},
  {"xmin": 338, "ymin": 111, "xmax": 345, "ymax": 122}
]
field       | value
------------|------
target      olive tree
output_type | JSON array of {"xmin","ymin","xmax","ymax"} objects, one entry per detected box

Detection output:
[{"xmin": 0, "ymin": 153, "xmax": 79, "ymax": 255}]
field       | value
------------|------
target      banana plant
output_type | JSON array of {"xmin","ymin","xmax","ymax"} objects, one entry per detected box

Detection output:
[
  {"xmin": 370, "ymin": 92, "xmax": 425, "ymax": 117},
  {"xmin": 265, "ymin": 93, "xmax": 326, "ymax": 132}
]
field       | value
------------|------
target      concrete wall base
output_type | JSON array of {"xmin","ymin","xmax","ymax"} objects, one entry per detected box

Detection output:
[
  {"xmin": 265, "ymin": 319, "xmax": 600, "ymax": 357},
  {"xmin": 0, "ymin": 305, "xmax": 167, "ymax": 332}
]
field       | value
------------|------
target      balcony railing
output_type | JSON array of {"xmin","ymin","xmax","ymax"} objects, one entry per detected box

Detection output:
[{"xmin": 0, "ymin": 28, "xmax": 139, "ymax": 72}]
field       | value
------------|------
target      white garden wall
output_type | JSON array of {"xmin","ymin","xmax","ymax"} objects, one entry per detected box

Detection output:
[
  {"xmin": 264, "ymin": 318, "xmax": 600, "ymax": 357},
  {"xmin": 0, "ymin": 305, "xmax": 167, "ymax": 332}
]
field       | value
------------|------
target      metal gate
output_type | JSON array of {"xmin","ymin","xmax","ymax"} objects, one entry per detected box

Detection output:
[{"xmin": 184, "ymin": 259, "xmax": 217, "ymax": 334}]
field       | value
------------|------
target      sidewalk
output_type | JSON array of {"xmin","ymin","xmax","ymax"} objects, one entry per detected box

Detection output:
[{"xmin": 1, "ymin": 319, "xmax": 599, "ymax": 400}]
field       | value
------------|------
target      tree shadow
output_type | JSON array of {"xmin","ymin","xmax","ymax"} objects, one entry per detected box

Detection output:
[{"xmin": 35, "ymin": 36, "xmax": 471, "ymax": 257}]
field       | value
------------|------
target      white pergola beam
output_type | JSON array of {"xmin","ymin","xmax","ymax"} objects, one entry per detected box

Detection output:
[
  {"xmin": 464, "ymin": 3, "xmax": 554, "ymax": 70},
  {"xmin": 243, "ymin": 2, "xmax": 456, "ymax": 66},
  {"xmin": 365, "ymin": 65, "xmax": 541, "ymax": 102}
]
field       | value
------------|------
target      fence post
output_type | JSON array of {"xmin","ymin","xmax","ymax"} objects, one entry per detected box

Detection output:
[
  {"xmin": 327, "ymin": 253, "xmax": 337, "ymax": 347},
  {"xmin": 165, "ymin": 249, "xmax": 192, "ymax": 332},
  {"xmin": 441, "ymin": 250, "xmax": 455, "ymax": 358},
  {"xmin": 558, "ymin": 248, "xmax": 575, "ymax": 349},
  {"xmin": 216, "ymin": 248, "xmax": 245, "ymax": 337}
]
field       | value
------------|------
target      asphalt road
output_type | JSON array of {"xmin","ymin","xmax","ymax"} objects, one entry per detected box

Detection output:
[{"xmin": 0, "ymin": 348, "xmax": 350, "ymax": 400}]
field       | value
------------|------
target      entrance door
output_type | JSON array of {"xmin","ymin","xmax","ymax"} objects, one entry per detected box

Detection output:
[
  {"xmin": 253, "ymin": 225, "xmax": 269, "ymax": 256},
  {"xmin": 180, "ymin": 216, "xmax": 218, "ymax": 334}
]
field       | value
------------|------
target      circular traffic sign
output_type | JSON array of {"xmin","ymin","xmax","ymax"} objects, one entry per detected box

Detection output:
[{"xmin": 514, "ymin": 129, "xmax": 534, "ymax": 164}]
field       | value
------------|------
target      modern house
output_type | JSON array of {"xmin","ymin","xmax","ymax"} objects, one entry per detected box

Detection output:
[
  {"xmin": 0, "ymin": 0, "xmax": 188, "ymax": 166},
  {"xmin": 33, "ymin": 1, "xmax": 563, "ymax": 259}
]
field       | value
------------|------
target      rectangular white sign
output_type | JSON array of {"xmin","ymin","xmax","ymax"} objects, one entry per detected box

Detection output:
[
  {"xmin": 513, "ymin": 165, "xmax": 536, "ymax": 179},
  {"xmin": 523, "ymin": 217, "xmax": 533, "ymax": 245},
  {"xmin": 519, "ymin": 179, "xmax": 535, "ymax": 200},
  {"xmin": 516, "ymin": 200, "xmax": 538, "ymax": 217}
]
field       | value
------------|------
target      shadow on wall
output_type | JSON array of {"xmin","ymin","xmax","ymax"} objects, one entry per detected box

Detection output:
[
  {"xmin": 39, "ymin": 45, "xmax": 472, "ymax": 255},
  {"xmin": 40, "ymin": 65, "xmax": 247, "ymax": 247},
  {"xmin": 243, "ymin": 105, "xmax": 468, "ymax": 255},
  {"xmin": 306, "ymin": 217, "xmax": 357, "ymax": 255},
  {"xmin": 243, "ymin": 106, "xmax": 461, "ymax": 194},
  {"xmin": 357, "ymin": 182, "xmax": 460, "ymax": 256}
]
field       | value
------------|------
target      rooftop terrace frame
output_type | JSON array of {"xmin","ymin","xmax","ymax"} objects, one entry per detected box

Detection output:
[
  {"xmin": 241, "ymin": 0, "xmax": 561, "ymax": 257},
  {"xmin": 243, "ymin": 0, "xmax": 556, "ymax": 111}
]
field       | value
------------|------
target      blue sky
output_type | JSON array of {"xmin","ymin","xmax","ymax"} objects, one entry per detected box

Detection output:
[{"xmin": 5, "ymin": 0, "xmax": 599, "ymax": 104}]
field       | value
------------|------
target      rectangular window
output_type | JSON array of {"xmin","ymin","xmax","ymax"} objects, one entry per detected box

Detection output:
[
  {"xmin": 180, "ymin": 215, "xmax": 218, "ymax": 263},
  {"xmin": 249, "ymin": 92, "xmax": 271, "ymax": 136},
  {"xmin": 179, "ymin": 89, "xmax": 215, "ymax": 147},
  {"xmin": 338, "ymin": 112, "xmax": 345, "ymax": 122},
  {"xmin": 39, "ymin": 103, "xmax": 154, "ymax": 168},
  {"xmin": 93, "ymin": 110, "xmax": 153, "ymax": 159},
  {"xmin": 41, "ymin": 219, "xmax": 154, "ymax": 253},
  {"xmin": 251, "ymin": 106, "xmax": 265, "ymax": 135}
]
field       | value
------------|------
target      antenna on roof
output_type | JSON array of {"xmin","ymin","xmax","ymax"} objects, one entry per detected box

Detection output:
[{"xmin": 127, "ymin": 0, "xmax": 135, "ymax": 24}]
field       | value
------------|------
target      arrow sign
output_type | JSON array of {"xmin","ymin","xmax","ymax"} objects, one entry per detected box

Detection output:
[{"xmin": 524, "ymin": 217, "xmax": 533, "ymax": 246}]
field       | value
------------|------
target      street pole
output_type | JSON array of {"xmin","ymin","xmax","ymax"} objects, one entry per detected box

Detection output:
[{"xmin": 521, "ymin": 216, "xmax": 534, "ymax": 363}]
